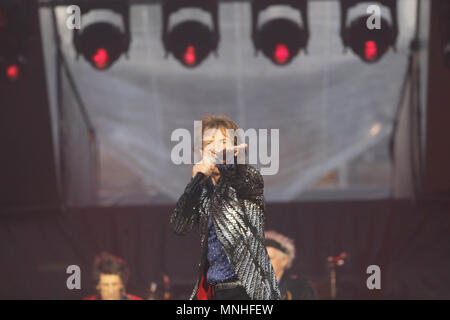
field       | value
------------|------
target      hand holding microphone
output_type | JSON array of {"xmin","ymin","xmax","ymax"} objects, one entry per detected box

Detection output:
[
  {"xmin": 191, "ymin": 143, "xmax": 248, "ymax": 181},
  {"xmin": 192, "ymin": 156, "xmax": 218, "ymax": 178},
  {"xmin": 188, "ymin": 151, "xmax": 218, "ymax": 193}
]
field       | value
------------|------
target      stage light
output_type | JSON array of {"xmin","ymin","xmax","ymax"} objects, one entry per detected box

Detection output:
[
  {"xmin": 6, "ymin": 63, "xmax": 19, "ymax": 80},
  {"xmin": 162, "ymin": 0, "xmax": 219, "ymax": 68},
  {"xmin": 1, "ymin": 56, "xmax": 26, "ymax": 83},
  {"xmin": 0, "ymin": 48, "xmax": 27, "ymax": 83},
  {"xmin": 365, "ymin": 40, "xmax": 378, "ymax": 61},
  {"xmin": 0, "ymin": 2, "xmax": 28, "ymax": 83},
  {"xmin": 92, "ymin": 48, "xmax": 109, "ymax": 69},
  {"xmin": 73, "ymin": 2, "xmax": 130, "ymax": 70},
  {"xmin": 339, "ymin": 0, "xmax": 398, "ymax": 63},
  {"xmin": 273, "ymin": 44, "xmax": 290, "ymax": 65},
  {"xmin": 251, "ymin": 0, "xmax": 309, "ymax": 66},
  {"xmin": 184, "ymin": 46, "xmax": 196, "ymax": 66},
  {"xmin": 74, "ymin": 22, "xmax": 128, "ymax": 70},
  {"xmin": 163, "ymin": 20, "xmax": 218, "ymax": 68},
  {"xmin": 346, "ymin": 14, "xmax": 394, "ymax": 63}
]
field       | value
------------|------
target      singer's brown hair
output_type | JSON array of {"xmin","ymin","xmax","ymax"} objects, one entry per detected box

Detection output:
[
  {"xmin": 195, "ymin": 114, "xmax": 239, "ymax": 151},
  {"xmin": 92, "ymin": 251, "xmax": 129, "ymax": 286}
]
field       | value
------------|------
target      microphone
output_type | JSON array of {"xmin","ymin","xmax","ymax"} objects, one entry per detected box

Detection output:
[{"xmin": 185, "ymin": 172, "xmax": 207, "ymax": 194}]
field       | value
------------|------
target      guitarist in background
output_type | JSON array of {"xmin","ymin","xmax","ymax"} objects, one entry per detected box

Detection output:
[
  {"xmin": 83, "ymin": 251, "xmax": 143, "ymax": 300},
  {"xmin": 265, "ymin": 230, "xmax": 316, "ymax": 300}
]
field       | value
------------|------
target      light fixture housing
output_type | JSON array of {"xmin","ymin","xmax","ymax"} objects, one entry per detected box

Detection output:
[
  {"xmin": 161, "ymin": 0, "xmax": 219, "ymax": 68},
  {"xmin": 339, "ymin": 0, "xmax": 398, "ymax": 63},
  {"xmin": 251, "ymin": 0, "xmax": 309, "ymax": 66},
  {"xmin": 72, "ymin": 1, "xmax": 131, "ymax": 70}
]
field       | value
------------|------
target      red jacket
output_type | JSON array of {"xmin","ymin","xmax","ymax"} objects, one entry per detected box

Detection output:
[{"xmin": 83, "ymin": 293, "xmax": 143, "ymax": 300}]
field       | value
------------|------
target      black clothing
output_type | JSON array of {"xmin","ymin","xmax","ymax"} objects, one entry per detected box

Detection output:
[
  {"xmin": 170, "ymin": 164, "xmax": 281, "ymax": 300},
  {"xmin": 279, "ymin": 275, "xmax": 316, "ymax": 300},
  {"xmin": 213, "ymin": 285, "xmax": 251, "ymax": 300}
]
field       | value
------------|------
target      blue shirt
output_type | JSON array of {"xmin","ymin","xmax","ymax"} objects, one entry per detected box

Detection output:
[{"xmin": 206, "ymin": 215, "xmax": 236, "ymax": 285}]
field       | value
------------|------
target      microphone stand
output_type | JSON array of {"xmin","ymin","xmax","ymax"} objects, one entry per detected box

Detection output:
[{"xmin": 327, "ymin": 252, "xmax": 347, "ymax": 299}]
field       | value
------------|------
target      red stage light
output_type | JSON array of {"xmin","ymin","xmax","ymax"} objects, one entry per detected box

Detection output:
[
  {"xmin": 184, "ymin": 46, "xmax": 197, "ymax": 66},
  {"xmin": 92, "ymin": 48, "xmax": 109, "ymax": 69},
  {"xmin": 365, "ymin": 40, "xmax": 378, "ymax": 61},
  {"xmin": 273, "ymin": 44, "xmax": 290, "ymax": 64},
  {"xmin": 6, "ymin": 64, "xmax": 19, "ymax": 81}
]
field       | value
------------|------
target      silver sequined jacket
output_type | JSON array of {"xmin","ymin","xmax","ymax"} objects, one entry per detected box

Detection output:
[{"xmin": 170, "ymin": 163, "xmax": 281, "ymax": 300}]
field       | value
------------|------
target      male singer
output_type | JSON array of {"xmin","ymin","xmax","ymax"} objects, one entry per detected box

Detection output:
[{"xmin": 170, "ymin": 114, "xmax": 280, "ymax": 300}]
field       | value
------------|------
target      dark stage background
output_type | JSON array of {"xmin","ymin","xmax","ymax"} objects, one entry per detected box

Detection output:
[{"xmin": 1, "ymin": 198, "xmax": 449, "ymax": 300}]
